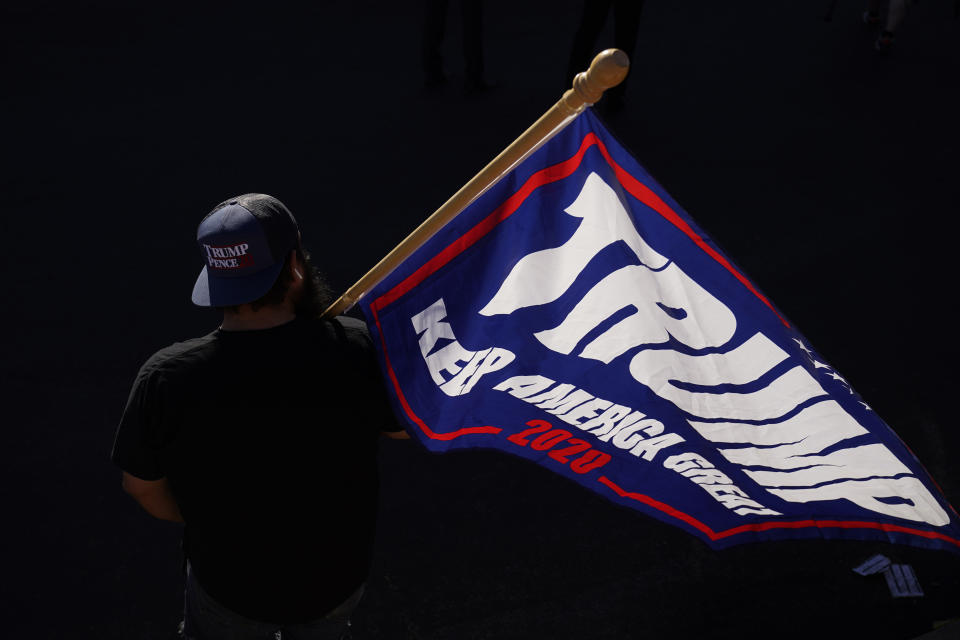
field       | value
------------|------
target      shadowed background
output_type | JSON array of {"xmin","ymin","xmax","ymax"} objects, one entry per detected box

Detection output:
[{"xmin": 3, "ymin": 1, "xmax": 959, "ymax": 638}]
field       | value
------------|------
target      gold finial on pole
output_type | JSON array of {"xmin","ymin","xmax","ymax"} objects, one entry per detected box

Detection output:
[
  {"xmin": 560, "ymin": 48, "xmax": 630, "ymax": 113},
  {"xmin": 322, "ymin": 49, "xmax": 630, "ymax": 319}
]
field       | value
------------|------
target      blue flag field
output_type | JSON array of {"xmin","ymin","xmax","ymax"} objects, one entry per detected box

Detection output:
[{"xmin": 359, "ymin": 109, "xmax": 960, "ymax": 553}]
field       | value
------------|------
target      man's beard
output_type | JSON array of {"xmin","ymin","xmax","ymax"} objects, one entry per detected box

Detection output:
[{"xmin": 293, "ymin": 250, "xmax": 335, "ymax": 319}]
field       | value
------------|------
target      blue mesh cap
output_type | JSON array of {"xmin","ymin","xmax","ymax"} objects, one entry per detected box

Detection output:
[{"xmin": 191, "ymin": 194, "xmax": 301, "ymax": 307}]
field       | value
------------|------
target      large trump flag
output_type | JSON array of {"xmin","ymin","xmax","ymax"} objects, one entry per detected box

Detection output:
[{"xmin": 359, "ymin": 109, "xmax": 959, "ymax": 553}]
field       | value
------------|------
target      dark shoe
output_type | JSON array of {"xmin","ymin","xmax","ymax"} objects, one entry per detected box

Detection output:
[
  {"xmin": 464, "ymin": 77, "xmax": 498, "ymax": 96},
  {"xmin": 875, "ymin": 30, "xmax": 895, "ymax": 52}
]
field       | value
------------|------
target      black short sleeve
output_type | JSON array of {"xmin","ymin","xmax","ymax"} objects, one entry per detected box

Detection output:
[
  {"xmin": 336, "ymin": 316, "xmax": 404, "ymax": 434},
  {"xmin": 111, "ymin": 360, "xmax": 168, "ymax": 480}
]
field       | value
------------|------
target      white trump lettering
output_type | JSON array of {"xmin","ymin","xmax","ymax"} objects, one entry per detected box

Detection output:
[
  {"xmin": 477, "ymin": 171, "xmax": 948, "ymax": 526},
  {"xmin": 628, "ymin": 334, "xmax": 827, "ymax": 422},
  {"xmin": 688, "ymin": 401, "xmax": 949, "ymax": 525},
  {"xmin": 768, "ymin": 477, "xmax": 949, "ymax": 526},
  {"xmin": 481, "ymin": 172, "xmax": 736, "ymax": 358},
  {"xmin": 481, "ymin": 172, "xmax": 669, "ymax": 316}
]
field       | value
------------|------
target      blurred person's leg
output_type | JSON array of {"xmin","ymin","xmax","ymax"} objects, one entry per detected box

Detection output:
[
  {"xmin": 566, "ymin": 0, "xmax": 615, "ymax": 87},
  {"xmin": 422, "ymin": 0, "xmax": 449, "ymax": 86},
  {"xmin": 876, "ymin": 0, "xmax": 906, "ymax": 50},
  {"xmin": 885, "ymin": 0, "xmax": 906, "ymax": 31},
  {"xmin": 608, "ymin": 0, "xmax": 644, "ymax": 108},
  {"xmin": 612, "ymin": 0, "xmax": 642, "ymax": 64},
  {"xmin": 462, "ymin": 0, "xmax": 487, "ymax": 90}
]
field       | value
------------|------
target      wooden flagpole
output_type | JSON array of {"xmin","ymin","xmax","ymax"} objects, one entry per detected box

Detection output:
[{"xmin": 321, "ymin": 48, "xmax": 629, "ymax": 319}]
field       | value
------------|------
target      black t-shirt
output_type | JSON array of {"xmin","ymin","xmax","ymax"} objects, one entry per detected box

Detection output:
[{"xmin": 112, "ymin": 316, "xmax": 401, "ymax": 624}]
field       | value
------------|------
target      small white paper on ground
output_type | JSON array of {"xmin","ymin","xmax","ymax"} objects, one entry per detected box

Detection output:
[
  {"xmin": 883, "ymin": 564, "xmax": 924, "ymax": 598},
  {"xmin": 853, "ymin": 554, "xmax": 892, "ymax": 576}
]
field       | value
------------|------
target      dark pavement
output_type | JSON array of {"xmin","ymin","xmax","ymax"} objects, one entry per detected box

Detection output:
[{"xmin": 3, "ymin": 1, "xmax": 960, "ymax": 638}]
